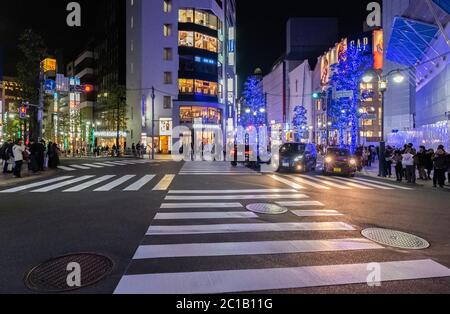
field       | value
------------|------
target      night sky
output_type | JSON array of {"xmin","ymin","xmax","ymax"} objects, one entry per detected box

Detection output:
[{"xmin": 1, "ymin": 0, "xmax": 376, "ymax": 87}]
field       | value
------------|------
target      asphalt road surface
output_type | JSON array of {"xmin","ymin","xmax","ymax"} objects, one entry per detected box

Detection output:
[{"xmin": 0, "ymin": 158, "xmax": 449, "ymax": 294}]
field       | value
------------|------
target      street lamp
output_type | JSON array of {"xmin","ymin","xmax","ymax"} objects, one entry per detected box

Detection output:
[{"xmin": 361, "ymin": 68, "xmax": 406, "ymax": 177}]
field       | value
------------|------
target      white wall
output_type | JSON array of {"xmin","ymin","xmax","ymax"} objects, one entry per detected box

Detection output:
[{"xmin": 263, "ymin": 62, "xmax": 284, "ymax": 125}]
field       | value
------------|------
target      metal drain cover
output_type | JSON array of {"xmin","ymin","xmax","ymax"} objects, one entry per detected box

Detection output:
[
  {"xmin": 25, "ymin": 253, "xmax": 113, "ymax": 292},
  {"xmin": 246, "ymin": 203, "xmax": 288, "ymax": 215},
  {"xmin": 362, "ymin": 228, "xmax": 430, "ymax": 250}
]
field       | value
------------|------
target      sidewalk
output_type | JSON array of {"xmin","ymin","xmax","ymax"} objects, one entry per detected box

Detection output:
[{"xmin": 360, "ymin": 163, "xmax": 450, "ymax": 190}]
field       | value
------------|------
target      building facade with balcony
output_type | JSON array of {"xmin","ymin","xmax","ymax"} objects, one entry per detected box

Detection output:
[{"xmin": 127, "ymin": 0, "xmax": 237, "ymax": 154}]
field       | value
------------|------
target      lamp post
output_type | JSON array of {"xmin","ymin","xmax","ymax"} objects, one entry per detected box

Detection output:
[{"xmin": 361, "ymin": 69, "xmax": 405, "ymax": 177}]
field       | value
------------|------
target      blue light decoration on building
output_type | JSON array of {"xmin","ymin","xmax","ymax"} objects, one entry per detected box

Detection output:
[
  {"xmin": 432, "ymin": 0, "xmax": 450, "ymax": 14},
  {"xmin": 386, "ymin": 17, "xmax": 439, "ymax": 66}
]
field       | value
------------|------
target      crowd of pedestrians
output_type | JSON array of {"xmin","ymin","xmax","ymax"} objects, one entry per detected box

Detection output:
[
  {"xmin": 0, "ymin": 139, "xmax": 61, "ymax": 178},
  {"xmin": 366, "ymin": 143, "xmax": 450, "ymax": 188}
]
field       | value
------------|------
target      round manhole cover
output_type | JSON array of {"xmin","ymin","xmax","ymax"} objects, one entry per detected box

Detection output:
[
  {"xmin": 246, "ymin": 203, "xmax": 288, "ymax": 215},
  {"xmin": 362, "ymin": 228, "xmax": 430, "ymax": 250},
  {"xmin": 25, "ymin": 253, "xmax": 113, "ymax": 293}
]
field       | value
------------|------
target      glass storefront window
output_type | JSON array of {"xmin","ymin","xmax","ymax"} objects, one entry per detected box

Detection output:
[
  {"xmin": 179, "ymin": 31, "xmax": 194, "ymax": 47},
  {"xmin": 178, "ymin": 79, "xmax": 194, "ymax": 94},
  {"xmin": 179, "ymin": 9, "xmax": 194, "ymax": 23}
]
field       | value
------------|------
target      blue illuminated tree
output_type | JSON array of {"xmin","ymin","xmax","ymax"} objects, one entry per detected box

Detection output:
[
  {"xmin": 292, "ymin": 105, "xmax": 308, "ymax": 141},
  {"xmin": 328, "ymin": 43, "xmax": 373, "ymax": 152},
  {"xmin": 240, "ymin": 75, "xmax": 266, "ymax": 128}
]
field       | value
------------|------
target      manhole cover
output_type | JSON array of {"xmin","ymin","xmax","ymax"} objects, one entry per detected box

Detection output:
[
  {"xmin": 362, "ymin": 228, "xmax": 430, "ymax": 250},
  {"xmin": 246, "ymin": 203, "xmax": 288, "ymax": 215},
  {"xmin": 25, "ymin": 253, "xmax": 113, "ymax": 292}
]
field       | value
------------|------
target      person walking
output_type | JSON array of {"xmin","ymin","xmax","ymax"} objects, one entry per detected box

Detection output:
[
  {"xmin": 432, "ymin": 145, "xmax": 447, "ymax": 189},
  {"xmin": 12, "ymin": 140, "xmax": 26, "ymax": 178}
]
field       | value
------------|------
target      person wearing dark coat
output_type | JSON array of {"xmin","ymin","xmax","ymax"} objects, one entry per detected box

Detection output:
[
  {"xmin": 29, "ymin": 140, "xmax": 40, "ymax": 173},
  {"xmin": 424, "ymin": 149, "xmax": 434, "ymax": 180},
  {"xmin": 432, "ymin": 145, "xmax": 447, "ymax": 188}
]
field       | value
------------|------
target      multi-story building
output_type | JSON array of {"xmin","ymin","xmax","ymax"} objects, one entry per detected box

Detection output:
[
  {"xmin": 127, "ymin": 0, "xmax": 237, "ymax": 154},
  {"xmin": 384, "ymin": 0, "xmax": 450, "ymax": 149},
  {"xmin": 0, "ymin": 77, "xmax": 23, "ymax": 143}
]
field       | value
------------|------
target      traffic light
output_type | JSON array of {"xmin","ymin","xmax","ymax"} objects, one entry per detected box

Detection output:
[
  {"xmin": 19, "ymin": 106, "xmax": 27, "ymax": 120},
  {"xmin": 312, "ymin": 92, "xmax": 323, "ymax": 99},
  {"xmin": 83, "ymin": 84, "xmax": 94, "ymax": 93}
]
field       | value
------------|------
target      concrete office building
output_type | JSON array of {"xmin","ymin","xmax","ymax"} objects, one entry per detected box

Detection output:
[{"xmin": 127, "ymin": 0, "xmax": 237, "ymax": 154}]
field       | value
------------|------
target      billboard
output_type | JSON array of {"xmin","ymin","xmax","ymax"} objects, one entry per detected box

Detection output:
[
  {"xmin": 41, "ymin": 58, "xmax": 57, "ymax": 74},
  {"xmin": 373, "ymin": 29, "xmax": 384, "ymax": 70}
]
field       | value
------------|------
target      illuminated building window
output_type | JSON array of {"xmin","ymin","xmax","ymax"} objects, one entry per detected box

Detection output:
[
  {"xmin": 194, "ymin": 80, "xmax": 218, "ymax": 96},
  {"xmin": 163, "ymin": 24, "xmax": 172, "ymax": 37},
  {"xmin": 179, "ymin": 79, "xmax": 194, "ymax": 94},
  {"xmin": 179, "ymin": 106, "xmax": 222, "ymax": 124},
  {"xmin": 164, "ymin": 0, "xmax": 172, "ymax": 13},
  {"xmin": 179, "ymin": 9, "xmax": 194, "ymax": 23},
  {"xmin": 194, "ymin": 33, "xmax": 218, "ymax": 53},
  {"xmin": 179, "ymin": 31, "xmax": 194, "ymax": 47}
]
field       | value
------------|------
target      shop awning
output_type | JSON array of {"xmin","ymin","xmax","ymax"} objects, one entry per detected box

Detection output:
[
  {"xmin": 386, "ymin": 16, "xmax": 439, "ymax": 67},
  {"xmin": 433, "ymin": 0, "xmax": 450, "ymax": 14}
]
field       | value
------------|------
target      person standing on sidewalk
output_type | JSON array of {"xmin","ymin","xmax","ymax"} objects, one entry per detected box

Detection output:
[
  {"xmin": 1, "ymin": 140, "xmax": 13, "ymax": 174},
  {"xmin": 417, "ymin": 146, "xmax": 427, "ymax": 180},
  {"xmin": 12, "ymin": 140, "xmax": 26, "ymax": 178},
  {"xmin": 402, "ymin": 148, "xmax": 415, "ymax": 184},
  {"xmin": 424, "ymin": 149, "xmax": 434, "ymax": 180},
  {"xmin": 432, "ymin": 145, "xmax": 447, "ymax": 189},
  {"xmin": 393, "ymin": 150, "xmax": 403, "ymax": 182}
]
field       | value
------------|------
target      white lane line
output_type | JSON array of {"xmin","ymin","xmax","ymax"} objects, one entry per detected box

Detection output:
[
  {"xmin": 82, "ymin": 164, "xmax": 104, "ymax": 169},
  {"xmin": 291, "ymin": 210, "xmax": 343, "ymax": 217},
  {"xmin": 0, "ymin": 176, "xmax": 74, "ymax": 193},
  {"xmin": 69, "ymin": 165, "xmax": 91, "ymax": 170},
  {"xmin": 31, "ymin": 176, "xmax": 95, "ymax": 193},
  {"xmin": 160, "ymin": 203, "xmax": 244, "ymax": 209},
  {"xmin": 276, "ymin": 201, "xmax": 325, "ymax": 207},
  {"xmin": 94, "ymin": 175, "xmax": 136, "ymax": 192},
  {"xmin": 93, "ymin": 163, "xmax": 115, "ymax": 167},
  {"xmin": 63, "ymin": 175, "xmax": 116, "ymax": 192},
  {"xmin": 298, "ymin": 175, "xmax": 351, "ymax": 189},
  {"xmin": 106, "ymin": 161, "xmax": 128, "ymax": 166},
  {"xmin": 154, "ymin": 212, "xmax": 258, "ymax": 220},
  {"xmin": 102, "ymin": 162, "xmax": 119, "ymax": 166},
  {"xmin": 333, "ymin": 177, "xmax": 393, "ymax": 190},
  {"xmin": 168, "ymin": 189, "xmax": 297, "ymax": 194},
  {"xmin": 316, "ymin": 176, "xmax": 374, "ymax": 190},
  {"xmin": 153, "ymin": 175, "xmax": 176, "ymax": 191},
  {"xmin": 147, "ymin": 222, "xmax": 355, "ymax": 235},
  {"xmin": 57, "ymin": 166, "xmax": 76, "ymax": 171},
  {"xmin": 286, "ymin": 176, "xmax": 331, "ymax": 190},
  {"xmin": 114, "ymin": 259, "xmax": 450, "ymax": 294},
  {"xmin": 354, "ymin": 177, "xmax": 414, "ymax": 190},
  {"xmin": 123, "ymin": 175, "xmax": 156, "ymax": 191},
  {"xmin": 133, "ymin": 238, "xmax": 383, "ymax": 259},
  {"xmin": 270, "ymin": 175, "xmax": 304, "ymax": 190},
  {"xmin": 165, "ymin": 194, "xmax": 309, "ymax": 201}
]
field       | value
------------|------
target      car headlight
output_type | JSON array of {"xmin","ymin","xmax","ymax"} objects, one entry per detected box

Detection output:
[
  {"xmin": 325, "ymin": 156, "xmax": 333, "ymax": 163},
  {"xmin": 294, "ymin": 155, "xmax": 304, "ymax": 162},
  {"xmin": 349, "ymin": 158, "xmax": 357, "ymax": 165}
]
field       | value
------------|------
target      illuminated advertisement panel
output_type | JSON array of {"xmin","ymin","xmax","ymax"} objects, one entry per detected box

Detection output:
[{"xmin": 373, "ymin": 29, "xmax": 384, "ymax": 70}]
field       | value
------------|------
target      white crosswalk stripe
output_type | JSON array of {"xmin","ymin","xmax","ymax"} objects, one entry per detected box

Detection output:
[
  {"xmin": 93, "ymin": 163, "xmax": 115, "ymax": 167},
  {"xmin": 0, "ymin": 176, "xmax": 74, "ymax": 193},
  {"xmin": 285, "ymin": 176, "xmax": 331, "ymax": 190},
  {"xmin": 115, "ymin": 187, "xmax": 450, "ymax": 294},
  {"xmin": 115, "ymin": 260, "xmax": 450, "ymax": 294},
  {"xmin": 316, "ymin": 176, "xmax": 374, "ymax": 190},
  {"xmin": 124, "ymin": 175, "xmax": 156, "ymax": 191},
  {"xmin": 298, "ymin": 175, "xmax": 351, "ymax": 189},
  {"xmin": 94, "ymin": 175, "xmax": 136, "ymax": 192},
  {"xmin": 31, "ymin": 176, "xmax": 95, "ymax": 193},
  {"xmin": 69, "ymin": 165, "xmax": 91, "ymax": 170},
  {"xmin": 63, "ymin": 176, "xmax": 116, "ymax": 192},
  {"xmin": 82, "ymin": 164, "xmax": 103, "ymax": 168},
  {"xmin": 57, "ymin": 166, "xmax": 76, "ymax": 171},
  {"xmin": 153, "ymin": 175, "xmax": 176, "ymax": 191},
  {"xmin": 179, "ymin": 161, "xmax": 259, "ymax": 176}
]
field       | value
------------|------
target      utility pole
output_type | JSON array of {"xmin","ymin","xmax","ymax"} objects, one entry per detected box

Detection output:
[
  {"xmin": 38, "ymin": 65, "xmax": 45, "ymax": 141},
  {"xmin": 116, "ymin": 96, "xmax": 120, "ymax": 156},
  {"xmin": 151, "ymin": 86, "xmax": 155, "ymax": 160}
]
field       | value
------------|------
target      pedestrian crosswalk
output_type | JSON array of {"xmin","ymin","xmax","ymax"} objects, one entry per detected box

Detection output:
[
  {"xmin": 271, "ymin": 174, "xmax": 415, "ymax": 191},
  {"xmin": 114, "ymin": 188, "xmax": 450, "ymax": 294},
  {"xmin": 179, "ymin": 161, "xmax": 261, "ymax": 176},
  {"xmin": 57, "ymin": 159, "xmax": 156, "ymax": 172},
  {"xmin": 0, "ymin": 174, "xmax": 176, "ymax": 193}
]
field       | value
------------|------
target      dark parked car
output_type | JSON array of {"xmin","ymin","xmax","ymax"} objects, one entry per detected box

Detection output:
[
  {"xmin": 323, "ymin": 147, "xmax": 357, "ymax": 176},
  {"xmin": 278, "ymin": 143, "xmax": 317, "ymax": 173}
]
